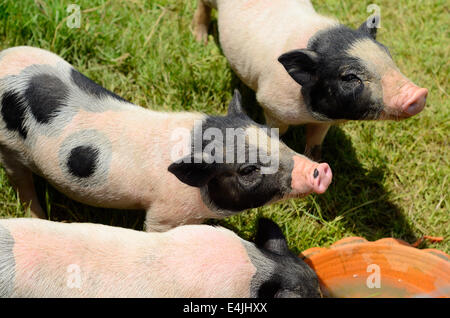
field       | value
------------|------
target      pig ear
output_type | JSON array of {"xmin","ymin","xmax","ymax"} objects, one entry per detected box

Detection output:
[
  {"xmin": 359, "ymin": 16, "xmax": 379, "ymax": 39},
  {"xmin": 227, "ymin": 89, "xmax": 244, "ymax": 116},
  {"xmin": 168, "ymin": 154, "xmax": 220, "ymax": 187},
  {"xmin": 255, "ymin": 218, "xmax": 289, "ymax": 255},
  {"xmin": 278, "ymin": 49, "xmax": 320, "ymax": 86}
]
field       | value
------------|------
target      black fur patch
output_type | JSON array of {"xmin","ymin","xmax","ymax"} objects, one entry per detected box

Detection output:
[
  {"xmin": 25, "ymin": 74, "xmax": 69, "ymax": 124},
  {"xmin": 1, "ymin": 90, "xmax": 28, "ymax": 138},
  {"xmin": 204, "ymin": 115, "xmax": 295, "ymax": 211},
  {"xmin": 249, "ymin": 218, "xmax": 322, "ymax": 298},
  {"xmin": 170, "ymin": 114, "xmax": 289, "ymax": 211},
  {"xmin": 201, "ymin": 115, "xmax": 287, "ymax": 211},
  {"xmin": 70, "ymin": 68, "xmax": 129, "ymax": 103},
  {"xmin": 67, "ymin": 145, "xmax": 99, "ymax": 178},
  {"xmin": 308, "ymin": 25, "xmax": 372, "ymax": 56},
  {"xmin": 207, "ymin": 171, "xmax": 282, "ymax": 211}
]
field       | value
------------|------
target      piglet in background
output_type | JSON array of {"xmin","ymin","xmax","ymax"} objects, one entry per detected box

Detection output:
[
  {"xmin": 193, "ymin": 0, "xmax": 428, "ymax": 160},
  {"xmin": 0, "ymin": 46, "xmax": 331, "ymax": 231},
  {"xmin": 0, "ymin": 217, "xmax": 321, "ymax": 298}
]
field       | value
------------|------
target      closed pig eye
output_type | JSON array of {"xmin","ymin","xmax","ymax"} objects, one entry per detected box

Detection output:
[
  {"xmin": 237, "ymin": 164, "xmax": 262, "ymax": 189},
  {"xmin": 339, "ymin": 73, "xmax": 363, "ymax": 95},
  {"xmin": 239, "ymin": 164, "xmax": 260, "ymax": 176},
  {"xmin": 340, "ymin": 73, "xmax": 359, "ymax": 82}
]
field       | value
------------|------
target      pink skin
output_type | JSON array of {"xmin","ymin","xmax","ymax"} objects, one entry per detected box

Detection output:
[
  {"xmin": 290, "ymin": 156, "xmax": 332, "ymax": 196},
  {"xmin": 2, "ymin": 218, "xmax": 255, "ymax": 297},
  {"xmin": 381, "ymin": 71, "xmax": 428, "ymax": 119},
  {"xmin": 0, "ymin": 46, "xmax": 63, "ymax": 78}
]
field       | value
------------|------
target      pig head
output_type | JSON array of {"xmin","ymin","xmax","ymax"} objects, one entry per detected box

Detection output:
[
  {"xmin": 168, "ymin": 90, "xmax": 332, "ymax": 216},
  {"xmin": 278, "ymin": 20, "xmax": 428, "ymax": 121}
]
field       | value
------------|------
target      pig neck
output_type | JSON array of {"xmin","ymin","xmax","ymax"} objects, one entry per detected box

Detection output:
[{"xmin": 283, "ymin": 19, "xmax": 339, "ymax": 53}]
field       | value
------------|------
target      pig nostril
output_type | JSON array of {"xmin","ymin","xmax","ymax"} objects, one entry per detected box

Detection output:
[
  {"xmin": 403, "ymin": 88, "xmax": 428, "ymax": 115},
  {"xmin": 313, "ymin": 169, "xmax": 319, "ymax": 179},
  {"xmin": 405, "ymin": 102, "xmax": 421, "ymax": 115}
]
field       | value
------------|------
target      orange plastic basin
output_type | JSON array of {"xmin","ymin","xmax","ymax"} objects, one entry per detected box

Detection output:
[{"xmin": 300, "ymin": 237, "xmax": 450, "ymax": 298}]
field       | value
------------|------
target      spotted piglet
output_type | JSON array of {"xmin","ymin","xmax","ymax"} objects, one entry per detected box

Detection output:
[
  {"xmin": 0, "ymin": 46, "xmax": 332, "ymax": 231},
  {"xmin": 193, "ymin": 0, "xmax": 428, "ymax": 160},
  {"xmin": 0, "ymin": 217, "xmax": 321, "ymax": 297}
]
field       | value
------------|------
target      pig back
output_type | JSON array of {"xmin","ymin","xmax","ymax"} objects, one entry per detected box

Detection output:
[{"xmin": 0, "ymin": 219, "xmax": 255, "ymax": 297}]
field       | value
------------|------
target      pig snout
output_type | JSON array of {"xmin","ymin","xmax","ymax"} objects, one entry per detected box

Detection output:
[
  {"xmin": 400, "ymin": 85, "xmax": 428, "ymax": 116},
  {"xmin": 382, "ymin": 72, "xmax": 428, "ymax": 118},
  {"xmin": 290, "ymin": 156, "xmax": 332, "ymax": 195}
]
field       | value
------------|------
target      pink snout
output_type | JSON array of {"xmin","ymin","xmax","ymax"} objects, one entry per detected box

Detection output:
[
  {"xmin": 382, "ymin": 71, "xmax": 429, "ymax": 118},
  {"xmin": 402, "ymin": 87, "xmax": 428, "ymax": 116},
  {"xmin": 291, "ymin": 156, "xmax": 332, "ymax": 196}
]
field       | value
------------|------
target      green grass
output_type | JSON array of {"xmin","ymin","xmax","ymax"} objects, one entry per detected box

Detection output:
[{"xmin": 0, "ymin": 0, "xmax": 448, "ymax": 254}]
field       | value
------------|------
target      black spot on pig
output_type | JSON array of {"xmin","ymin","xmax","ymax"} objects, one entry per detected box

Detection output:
[
  {"xmin": 25, "ymin": 74, "xmax": 69, "ymax": 124},
  {"xmin": 67, "ymin": 145, "xmax": 99, "ymax": 178},
  {"xmin": 70, "ymin": 69, "xmax": 129, "ymax": 103},
  {"xmin": 1, "ymin": 91, "xmax": 28, "ymax": 138}
]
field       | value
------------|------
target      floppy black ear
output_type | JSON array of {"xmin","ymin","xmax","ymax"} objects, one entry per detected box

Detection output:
[
  {"xmin": 168, "ymin": 154, "xmax": 220, "ymax": 187},
  {"xmin": 278, "ymin": 49, "xmax": 320, "ymax": 86},
  {"xmin": 227, "ymin": 89, "xmax": 244, "ymax": 116},
  {"xmin": 359, "ymin": 15, "xmax": 379, "ymax": 39},
  {"xmin": 255, "ymin": 218, "xmax": 290, "ymax": 255}
]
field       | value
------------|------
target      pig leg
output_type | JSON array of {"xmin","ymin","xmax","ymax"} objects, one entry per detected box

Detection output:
[
  {"xmin": 0, "ymin": 153, "xmax": 45, "ymax": 218},
  {"xmin": 304, "ymin": 123, "xmax": 331, "ymax": 161},
  {"xmin": 144, "ymin": 203, "xmax": 205, "ymax": 232},
  {"xmin": 263, "ymin": 110, "xmax": 290, "ymax": 136},
  {"xmin": 192, "ymin": 0, "xmax": 211, "ymax": 44},
  {"xmin": 144, "ymin": 214, "xmax": 172, "ymax": 232}
]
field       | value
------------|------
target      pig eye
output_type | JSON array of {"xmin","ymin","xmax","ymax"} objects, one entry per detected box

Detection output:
[
  {"xmin": 237, "ymin": 164, "xmax": 262, "ymax": 189},
  {"xmin": 239, "ymin": 164, "xmax": 259, "ymax": 176},
  {"xmin": 340, "ymin": 74, "xmax": 359, "ymax": 82},
  {"xmin": 339, "ymin": 73, "xmax": 363, "ymax": 95}
]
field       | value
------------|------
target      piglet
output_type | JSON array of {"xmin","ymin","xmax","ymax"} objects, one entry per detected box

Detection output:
[
  {"xmin": 193, "ymin": 0, "xmax": 428, "ymax": 160},
  {"xmin": 0, "ymin": 217, "xmax": 321, "ymax": 298},
  {"xmin": 0, "ymin": 46, "xmax": 332, "ymax": 231}
]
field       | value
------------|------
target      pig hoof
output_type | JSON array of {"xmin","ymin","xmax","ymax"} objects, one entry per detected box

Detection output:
[
  {"xmin": 305, "ymin": 145, "xmax": 322, "ymax": 162},
  {"xmin": 194, "ymin": 27, "xmax": 209, "ymax": 44}
]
